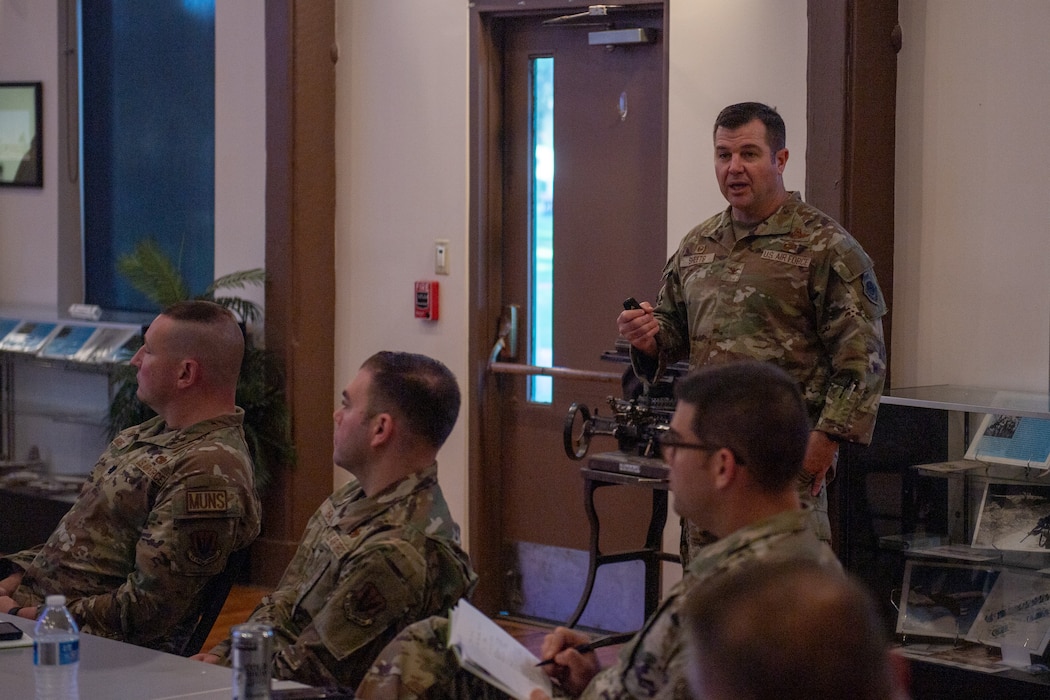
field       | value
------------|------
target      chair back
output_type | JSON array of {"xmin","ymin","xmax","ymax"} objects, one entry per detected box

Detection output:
[{"xmin": 179, "ymin": 546, "xmax": 250, "ymax": 656}]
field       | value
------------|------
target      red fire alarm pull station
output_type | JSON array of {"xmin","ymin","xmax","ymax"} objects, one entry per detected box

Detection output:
[{"xmin": 415, "ymin": 280, "xmax": 439, "ymax": 320}]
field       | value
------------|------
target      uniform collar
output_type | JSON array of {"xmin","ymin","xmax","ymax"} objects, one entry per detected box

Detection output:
[
  {"xmin": 113, "ymin": 407, "xmax": 246, "ymax": 450},
  {"xmin": 686, "ymin": 506, "xmax": 813, "ymax": 577},
  {"xmin": 707, "ymin": 190, "xmax": 804, "ymax": 240}
]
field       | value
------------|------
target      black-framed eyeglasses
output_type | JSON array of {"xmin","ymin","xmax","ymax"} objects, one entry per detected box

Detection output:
[{"xmin": 656, "ymin": 431, "xmax": 720, "ymax": 460}]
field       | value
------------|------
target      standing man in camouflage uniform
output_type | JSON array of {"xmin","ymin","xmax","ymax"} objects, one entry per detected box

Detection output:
[
  {"xmin": 617, "ymin": 101, "xmax": 887, "ymax": 558},
  {"xmin": 0, "ymin": 300, "xmax": 261, "ymax": 654},
  {"xmin": 354, "ymin": 361, "xmax": 841, "ymax": 700},
  {"xmin": 194, "ymin": 351, "xmax": 476, "ymax": 690}
]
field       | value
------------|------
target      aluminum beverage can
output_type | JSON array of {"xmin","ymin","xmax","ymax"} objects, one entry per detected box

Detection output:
[{"xmin": 231, "ymin": 622, "xmax": 274, "ymax": 700}]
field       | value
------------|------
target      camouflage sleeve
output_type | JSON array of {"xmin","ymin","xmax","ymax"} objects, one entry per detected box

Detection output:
[
  {"xmin": 269, "ymin": 541, "xmax": 430, "ymax": 689},
  {"xmin": 814, "ymin": 239, "xmax": 888, "ymax": 444},
  {"xmin": 67, "ymin": 448, "xmax": 256, "ymax": 646},
  {"xmin": 579, "ymin": 592, "xmax": 687, "ymax": 700},
  {"xmin": 1, "ymin": 546, "xmax": 41, "ymax": 575},
  {"xmin": 356, "ymin": 615, "xmax": 518, "ymax": 700},
  {"xmin": 630, "ymin": 253, "xmax": 689, "ymax": 383}
]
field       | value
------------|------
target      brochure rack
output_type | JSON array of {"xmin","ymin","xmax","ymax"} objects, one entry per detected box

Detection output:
[{"xmin": 0, "ymin": 310, "xmax": 143, "ymax": 485}]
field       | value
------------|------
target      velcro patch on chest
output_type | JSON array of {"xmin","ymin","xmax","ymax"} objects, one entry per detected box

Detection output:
[
  {"xmin": 681, "ymin": 252, "xmax": 715, "ymax": 267},
  {"xmin": 761, "ymin": 249, "xmax": 811, "ymax": 268}
]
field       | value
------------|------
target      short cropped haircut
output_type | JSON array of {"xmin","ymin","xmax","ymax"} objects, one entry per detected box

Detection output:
[
  {"xmin": 360, "ymin": 351, "xmax": 461, "ymax": 449},
  {"xmin": 673, "ymin": 361, "xmax": 809, "ymax": 492},
  {"xmin": 160, "ymin": 300, "xmax": 244, "ymax": 388},
  {"xmin": 713, "ymin": 101, "xmax": 786, "ymax": 153},
  {"xmin": 684, "ymin": 560, "xmax": 894, "ymax": 700}
]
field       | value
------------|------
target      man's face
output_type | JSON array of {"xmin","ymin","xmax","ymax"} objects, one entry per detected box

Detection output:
[
  {"xmin": 664, "ymin": 401, "xmax": 717, "ymax": 528},
  {"xmin": 713, "ymin": 118, "xmax": 788, "ymax": 224},
  {"xmin": 129, "ymin": 315, "xmax": 182, "ymax": 412},
  {"xmin": 333, "ymin": 369, "xmax": 375, "ymax": 470}
]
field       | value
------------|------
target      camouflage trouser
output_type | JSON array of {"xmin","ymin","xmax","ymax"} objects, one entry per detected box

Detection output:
[
  {"xmin": 355, "ymin": 616, "xmax": 512, "ymax": 700},
  {"xmin": 679, "ymin": 476, "xmax": 831, "ymax": 566}
]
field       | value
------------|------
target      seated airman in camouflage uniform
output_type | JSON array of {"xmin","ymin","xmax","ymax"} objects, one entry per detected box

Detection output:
[
  {"xmin": 194, "ymin": 351, "xmax": 476, "ymax": 690},
  {"xmin": 355, "ymin": 361, "xmax": 842, "ymax": 700},
  {"xmin": 0, "ymin": 301, "xmax": 261, "ymax": 654}
]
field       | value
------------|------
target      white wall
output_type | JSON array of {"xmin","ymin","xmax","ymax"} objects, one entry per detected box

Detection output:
[
  {"xmin": 333, "ymin": 1, "xmax": 472, "ymax": 529},
  {"xmin": 894, "ymin": 0, "xmax": 1050, "ymax": 393},
  {"xmin": 214, "ymin": 0, "xmax": 267, "ymax": 320},
  {"xmin": 0, "ymin": 0, "xmax": 59, "ymax": 313},
  {"xmin": 667, "ymin": 1, "xmax": 808, "ymax": 251}
]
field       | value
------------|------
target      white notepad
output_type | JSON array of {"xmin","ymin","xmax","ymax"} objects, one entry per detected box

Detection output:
[{"xmin": 447, "ymin": 599, "xmax": 553, "ymax": 700}]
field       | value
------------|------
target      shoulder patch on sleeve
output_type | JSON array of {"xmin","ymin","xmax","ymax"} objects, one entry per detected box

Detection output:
[
  {"xmin": 186, "ymin": 528, "xmax": 223, "ymax": 567},
  {"xmin": 344, "ymin": 580, "xmax": 388, "ymax": 626},
  {"xmin": 861, "ymin": 269, "xmax": 883, "ymax": 308}
]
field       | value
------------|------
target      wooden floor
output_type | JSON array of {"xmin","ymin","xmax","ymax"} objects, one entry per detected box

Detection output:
[{"xmin": 202, "ymin": 585, "xmax": 621, "ymax": 667}]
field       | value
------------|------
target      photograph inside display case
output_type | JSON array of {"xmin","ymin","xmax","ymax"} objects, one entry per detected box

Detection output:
[
  {"xmin": 972, "ymin": 482, "xmax": 1050, "ymax": 552},
  {"xmin": 897, "ymin": 560, "xmax": 999, "ymax": 641}
]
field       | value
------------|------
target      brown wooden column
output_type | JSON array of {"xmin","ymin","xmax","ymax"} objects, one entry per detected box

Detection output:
[
  {"xmin": 807, "ymin": 0, "xmax": 899, "ymax": 382},
  {"xmin": 252, "ymin": 0, "xmax": 336, "ymax": 586}
]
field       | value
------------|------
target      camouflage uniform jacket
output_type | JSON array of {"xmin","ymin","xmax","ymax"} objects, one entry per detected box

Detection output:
[
  {"xmin": 633, "ymin": 192, "xmax": 887, "ymax": 445},
  {"xmin": 2, "ymin": 410, "xmax": 260, "ymax": 653},
  {"xmin": 209, "ymin": 463, "xmax": 477, "ymax": 690},
  {"xmin": 579, "ymin": 507, "xmax": 840, "ymax": 700}
]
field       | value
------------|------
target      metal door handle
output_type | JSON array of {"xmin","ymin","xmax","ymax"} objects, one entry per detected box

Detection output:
[
  {"xmin": 488, "ymin": 362, "xmax": 621, "ymax": 383},
  {"xmin": 489, "ymin": 305, "xmax": 519, "ymax": 363},
  {"xmin": 487, "ymin": 304, "xmax": 620, "ymax": 383}
]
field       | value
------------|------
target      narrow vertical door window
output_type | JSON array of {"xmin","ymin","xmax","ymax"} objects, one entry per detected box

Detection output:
[{"xmin": 529, "ymin": 57, "xmax": 554, "ymax": 403}]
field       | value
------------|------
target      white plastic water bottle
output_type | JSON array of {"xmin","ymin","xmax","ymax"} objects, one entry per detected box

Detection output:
[{"xmin": 33, "ymin": 594, "xmax": 80, "ymax": 700}]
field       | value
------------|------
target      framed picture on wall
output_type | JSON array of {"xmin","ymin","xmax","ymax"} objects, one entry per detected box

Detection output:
[{"xmin": 0, "ymin": 81, "xmax": 43, "ymax": 188}]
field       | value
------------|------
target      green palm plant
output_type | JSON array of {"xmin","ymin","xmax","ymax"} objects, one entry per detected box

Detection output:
[{"xmin": 107, "ymin": 238, "xmax": 294, "ymax": 491}]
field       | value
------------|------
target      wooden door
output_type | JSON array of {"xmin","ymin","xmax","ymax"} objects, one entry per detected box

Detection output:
[{"xmin": 471, "ymin": 3, "xmax": 669, "ymax": 631}]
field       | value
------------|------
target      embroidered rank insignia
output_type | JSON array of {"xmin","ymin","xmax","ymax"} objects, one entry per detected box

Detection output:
[
  {"xmin": 186, "ymin": 529, "xmax": 222, "ymax": 566},
  {"xmin": 345, "ymin": 581, "xmax": 387, "ymax": 626}
]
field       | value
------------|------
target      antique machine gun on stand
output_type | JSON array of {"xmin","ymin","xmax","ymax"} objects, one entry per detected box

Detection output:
[{"xmin": 563, "ymin": 395, "xmax": 675, "ymax": 460}]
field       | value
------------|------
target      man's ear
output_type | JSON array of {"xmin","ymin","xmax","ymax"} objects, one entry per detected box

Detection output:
[
  {"xmin": 711, "ymin": 448, "xmax": 737, "ymax": 490},
  {"xmin": 776, "ymin": 147, "xmax": 789, "ymax": 174},
  {"xmin": 370, "ymin": 413, "xmax": 395, "ymax": 448},
  {"xmin": 176, "ymin": 359, "xmax": 201, "ymax": 389}
]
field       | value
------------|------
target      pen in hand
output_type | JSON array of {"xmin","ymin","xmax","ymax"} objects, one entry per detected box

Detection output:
[{"xmin": 535, "ymin": 632, "xmax": 636, "ymax": 667}]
